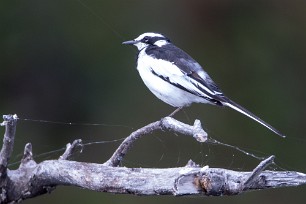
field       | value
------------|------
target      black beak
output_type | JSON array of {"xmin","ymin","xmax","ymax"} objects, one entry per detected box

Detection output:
[{"xmin": 122, "ymin": 40, "xmax": 137, "ymax": 45}]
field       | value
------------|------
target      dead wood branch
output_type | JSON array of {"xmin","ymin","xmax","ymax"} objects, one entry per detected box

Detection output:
[{"xmin": 0, "ymin": 114, "xmax": 305, "ymax": 203}]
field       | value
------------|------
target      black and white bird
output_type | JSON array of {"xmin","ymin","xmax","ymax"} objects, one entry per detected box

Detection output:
[{"xmin": 123, "ymin": 32, "xmax": 285, "ymax": 138}]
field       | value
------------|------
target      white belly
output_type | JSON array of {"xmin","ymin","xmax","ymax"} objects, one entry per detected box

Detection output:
[{"xmin": 136, "ymin": 52, "xmax": 208, "ymax": 107}]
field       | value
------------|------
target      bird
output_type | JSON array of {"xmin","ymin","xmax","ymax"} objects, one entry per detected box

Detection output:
[{"xmin": 122, "ymin": 32, "xmax": 285, "ymax": 138}]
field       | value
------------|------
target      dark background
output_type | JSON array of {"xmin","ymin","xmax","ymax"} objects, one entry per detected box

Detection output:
[{"xmin": 1, "ymin": 0, "xmax": 306, "ymax": 203}]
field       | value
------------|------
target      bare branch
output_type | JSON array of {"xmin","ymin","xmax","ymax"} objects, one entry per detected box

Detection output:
[
  {"xmin": 162, "ymin": 117, "xmax": 207, "ymax": 142},
  {"xmin": 104, "ymin": 117, "xmax": 207, "ymax": 167},
  {"xmin": 0, "ymin": 115, "xmax": 18, "ymax": 174},
  {"xmin": 1, "ymin": 114, "xmax": 306, "ymax": 203},
  {"xmin": 4, "ymin": 158, "xmax": 306, "ymax": 202},
  {"xmin": 59, "ymin": 139, "xmax": 83, "ymax": 160},
  {"xmin": 0, "ymin": 114, "xmax": 18, "ymax": 203}
]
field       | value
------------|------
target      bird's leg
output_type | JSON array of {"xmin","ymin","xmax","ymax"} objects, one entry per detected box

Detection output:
[{"xmin": 168, "ymin": 107, "xmax": 183, "ymax": 117}]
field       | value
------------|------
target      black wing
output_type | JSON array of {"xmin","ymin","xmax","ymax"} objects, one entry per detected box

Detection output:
[{"xmin": 145, "ymin": 44, "xmax": 226, "ymax": 101}]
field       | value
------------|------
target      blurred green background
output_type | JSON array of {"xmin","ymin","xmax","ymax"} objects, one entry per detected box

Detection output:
[{"xmin": 1, "ymin": 0, "xmax": 306, "ymax": 203}]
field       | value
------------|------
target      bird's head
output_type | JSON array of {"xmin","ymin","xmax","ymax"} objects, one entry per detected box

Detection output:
[{"xmin": 122, "ymin": 32, "xmax": 171, "ymax": 50}]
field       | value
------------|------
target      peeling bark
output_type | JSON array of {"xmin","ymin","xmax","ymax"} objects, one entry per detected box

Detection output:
[{"xmin": 0, "ymin": 114, "xmax": 305, "ymax": 203}]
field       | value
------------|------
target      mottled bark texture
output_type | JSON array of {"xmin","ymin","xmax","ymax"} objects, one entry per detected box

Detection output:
[{"xmin": 0, "ymin": 114, "xmax": 305, "ymax": 203}]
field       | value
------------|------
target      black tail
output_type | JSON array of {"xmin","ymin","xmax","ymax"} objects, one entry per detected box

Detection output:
[{"xmin": 222, "ymin": 99, "xmax": 285, "ymax": 138}]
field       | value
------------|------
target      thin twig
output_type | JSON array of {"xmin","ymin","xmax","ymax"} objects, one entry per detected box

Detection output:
[
  {"xmin": 21, "ymin": 143, "xmax": 33, "ymax": 164},
  {"xmin": 59, "ymin": 139, "xmax": 83, "ymax": 160},
  {"xmin": 243, "ymin": 155, "xmax": 275, "ymax": 189},
  {"xmin": 104, "ymin": 117, "xmax": 207, "ymax": 167},
  {"xmin": 19, "ymin": 143, "xmax": 37, "ymax": 171},
  {"xmin": 103, "ymin": 120, "xmax": 161, "ymax": 166}
]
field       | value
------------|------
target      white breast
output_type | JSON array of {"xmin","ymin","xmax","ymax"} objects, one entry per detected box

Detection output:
[{"xmin": 136, "ymin": 50, "xmax": 210, "ymax": 107}]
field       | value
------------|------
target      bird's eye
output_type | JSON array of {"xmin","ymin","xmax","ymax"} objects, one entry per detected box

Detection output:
[{"xmin": 143, "ymin": 37, "xmax": 149, "ymax": 43}]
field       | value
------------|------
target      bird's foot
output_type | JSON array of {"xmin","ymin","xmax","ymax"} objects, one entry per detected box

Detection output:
[{"xmin": 168, "ymin": 107, "xmax": 183, "ymax": 117}]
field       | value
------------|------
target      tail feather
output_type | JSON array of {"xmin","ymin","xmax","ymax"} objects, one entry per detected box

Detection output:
[{"xmin": 223, "ymin": 100, "xmax": 285, "ymax": 138}]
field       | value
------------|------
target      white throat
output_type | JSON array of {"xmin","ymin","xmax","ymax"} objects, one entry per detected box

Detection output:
[{"xmin": 134, "ymin": 42, "xmax": 148, "ymax": 51}]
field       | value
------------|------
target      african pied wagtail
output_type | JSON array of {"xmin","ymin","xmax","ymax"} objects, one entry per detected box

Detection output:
[{"xmin": 123, "ymin": 32, "xmax": 285, "ymax": 138}]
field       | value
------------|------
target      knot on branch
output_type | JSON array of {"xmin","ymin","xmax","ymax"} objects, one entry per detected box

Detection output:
[{"xmin": 198, "ymin": 172, "xmax": 228, "ymax": 196}]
